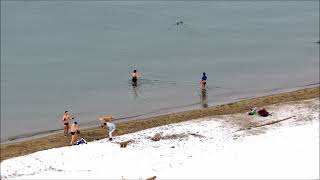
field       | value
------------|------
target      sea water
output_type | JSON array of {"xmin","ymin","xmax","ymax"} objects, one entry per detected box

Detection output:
[{"xmin": 1, "ymin": 1, "xmax": 319, "ymax": 142}]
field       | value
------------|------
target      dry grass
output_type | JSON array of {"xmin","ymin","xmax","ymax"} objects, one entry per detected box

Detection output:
[{"xmin": 1, "ymin": 87, "xmax": 319, "ymax": 161}]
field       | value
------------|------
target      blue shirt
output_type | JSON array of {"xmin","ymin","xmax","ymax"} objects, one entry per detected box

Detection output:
[{"xmin": 202, "ymin": 75, "xmax": 207, "ymax": 81}]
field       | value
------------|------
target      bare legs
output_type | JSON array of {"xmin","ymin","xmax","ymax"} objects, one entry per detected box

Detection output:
[
  {"xmin": 63, "ymin": 124, "xmax": 69, "ymax": 136},
  {"xmin": 70, "ymin": 133, "xmax": 78, "ymax": 145}
]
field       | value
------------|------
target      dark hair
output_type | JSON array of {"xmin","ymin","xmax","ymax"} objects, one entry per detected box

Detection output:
[
  {"xmin": 203, "ymin": 72, "xmax": 206, "ymax": 76},
  {"xmin": 133, "ymin": 70, "xmax": 137, "ymax": 73},
  {"xmin": 65, "ymin": 111, "xmax": 68, "ymax": 113}
]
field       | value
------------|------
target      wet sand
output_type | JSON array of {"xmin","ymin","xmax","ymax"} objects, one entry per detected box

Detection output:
[{"xmin": 1, "ymin": 87, "xmax": 319, "ymax": 161}]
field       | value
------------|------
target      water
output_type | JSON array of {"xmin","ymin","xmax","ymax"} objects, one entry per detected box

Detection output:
[{"xmin": 1, "ymin": 1, "xmax": 319, "ymax": 143}]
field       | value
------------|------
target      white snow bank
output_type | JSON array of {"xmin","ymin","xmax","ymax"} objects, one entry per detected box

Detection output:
[{"xmin": 1, "ymin": 99, "xmax": 319, "ymax": 179}]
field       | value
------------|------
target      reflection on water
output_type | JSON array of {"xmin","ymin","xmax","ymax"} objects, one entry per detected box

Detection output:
[
  {"xmin": 131, "ymin": 80, "xmax": 139, "ymax": 99},
  {"xmin": 130, "ymin": 78, "xmax": 177, "ymax": 99},
  {"xmin": 132, "ymin": 80, "xmax": 138, "ymax": 87},
  {"xmin": 200, "ymin": 89, "xmax": 208, "ymax": 108},
  {"xmin": 132, "ymin": 85, "xmax": 139, "ymax": 99}
]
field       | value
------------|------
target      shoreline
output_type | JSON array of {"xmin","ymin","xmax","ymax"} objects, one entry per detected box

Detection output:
[
  {"xmin": 1, "ymin": 86, "xmax": 319, "ymax": 161},
  {"xmin": 1, "ymin": 83, "xmax": 318, "ymax": 145}
]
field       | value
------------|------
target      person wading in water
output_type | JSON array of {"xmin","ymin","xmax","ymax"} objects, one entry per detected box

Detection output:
[
  {"xmin": 132, "ymin": 69, "xmax": 140, "ymax": 86},
  {"xmin": 200, "ymin": 72, "xmax": 207, "ymax": 90}
]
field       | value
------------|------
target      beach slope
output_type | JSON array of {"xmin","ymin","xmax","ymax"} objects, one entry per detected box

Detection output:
[
  {"xmin": 0, "ymin": 87, "xmax": 319, "ymax": 162},
  {"xmin": 0, "ymin": 96, "xmax": 319, "ymax": 179}
]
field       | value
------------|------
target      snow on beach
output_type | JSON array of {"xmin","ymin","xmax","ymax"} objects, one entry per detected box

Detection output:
[{"xmin": 1, "ymin": 98, "xmax": 319, "ymax": 179}]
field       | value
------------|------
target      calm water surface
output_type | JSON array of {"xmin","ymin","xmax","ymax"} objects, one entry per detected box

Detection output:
[{"xmin": 1, "ymin": 1, "xmax": 319, "ymax": 142}]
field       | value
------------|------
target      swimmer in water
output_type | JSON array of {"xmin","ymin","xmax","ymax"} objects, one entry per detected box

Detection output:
[{"xmin": 132, "ymin": 69, "xmax": 140, "ymax": 85}]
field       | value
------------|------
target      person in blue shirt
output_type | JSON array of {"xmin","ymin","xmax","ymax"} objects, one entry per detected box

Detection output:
[{"xmin": 200, "ymin": 72, "xmax": 207, "ymax": 89}]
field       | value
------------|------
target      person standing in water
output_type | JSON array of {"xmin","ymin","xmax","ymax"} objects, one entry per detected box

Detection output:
[
  {"xmin": 62, "ymin": 111, "xmax": 74, "ymax": 137},
  {"xmin": 200, "ymin": 72, "xmax": 207, "ymax": 89},
  {"xmin": 132, "ymin": 69, "xmax": 140, "ymax": 86}
]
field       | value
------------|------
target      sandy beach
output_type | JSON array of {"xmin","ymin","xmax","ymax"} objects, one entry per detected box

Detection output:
[
  {"xmin": 0, "ymin": 87, "xmax": 319, "ymax": 162},
  {"xmin": 1, "ymin": 2, "xmax": 318, "ymax": 179},
  {"xmin": 0, "ymin": 87, "xmax": 319, "ymax": 179}
]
